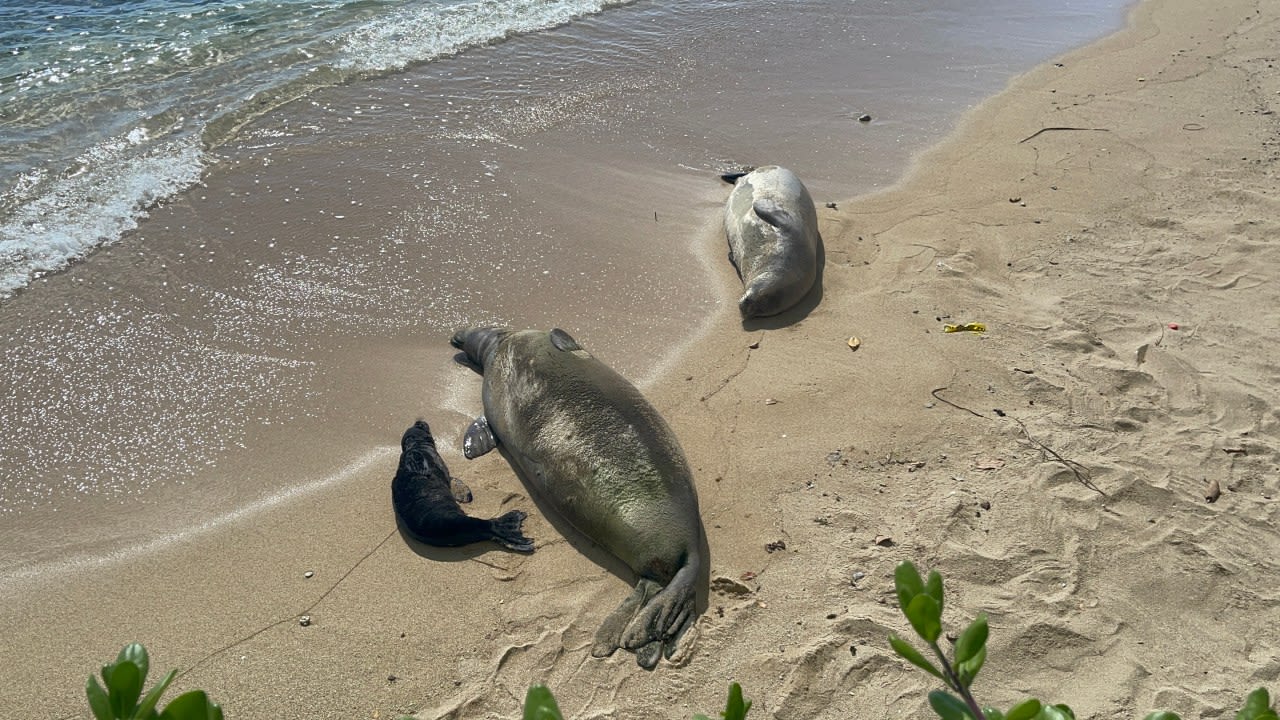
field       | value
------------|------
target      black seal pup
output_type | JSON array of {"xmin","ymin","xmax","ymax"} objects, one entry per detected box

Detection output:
[
  {"xmin": 721, "ymin": 165, "xmax": 821, "ymax": 318},
  {"xmin": 392, "ymin": 419, "xmax": 533, "ymax": 553},
  {"xmin": 452, "ymin": 326, "xmax": 706, "ymax": 669}
]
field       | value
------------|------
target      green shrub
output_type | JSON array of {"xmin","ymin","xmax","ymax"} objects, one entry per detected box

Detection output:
[
  {"xmin": 92, "ymin": 581, "xmax": 1277, "ymax": 720},
  {"xmin": 86, "ymin": 643, "xmax": 222, "ymax": 720},
  {"xmin": 521, "ymin": 682, "xmax": 750, "ymax": 720},
  {"xmin": 889, "ymin": 560, "xmax": 1278, "ymax": 720}
]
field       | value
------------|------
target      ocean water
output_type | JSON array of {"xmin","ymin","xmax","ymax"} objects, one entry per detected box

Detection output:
[
  {"xmin": 0, "ymin": 0, "xmax": 1132, "ymax": 577},
  {"xmin": 0, "ymin": 0, "xmax": 630, "ymax": 298}
]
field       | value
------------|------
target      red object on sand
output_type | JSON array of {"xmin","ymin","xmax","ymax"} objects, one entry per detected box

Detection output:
[{"xmin": 1168, "ymin": 322, "xmax": 1180, "ymax": 330}]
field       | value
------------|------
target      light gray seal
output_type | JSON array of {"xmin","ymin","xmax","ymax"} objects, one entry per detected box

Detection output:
[
  {"xmin": 451, "ymin": 326, "xmax": 706, "ymax": 669},
  {"xmin": 722, "ymin": 165, "xmax": 821, "ymax": 318}
]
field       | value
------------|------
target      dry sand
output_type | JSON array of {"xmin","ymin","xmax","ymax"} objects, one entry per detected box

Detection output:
[{"xmin": 6, "ymin": 0, "xmax": 1279, "ymax": 717}]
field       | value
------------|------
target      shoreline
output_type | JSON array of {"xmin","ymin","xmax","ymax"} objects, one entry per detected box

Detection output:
[
  {"xmin": 8, "ymin": 0, "xmax": 1280, "ymax": 718},
  {"xmin": 0, "ymin": 0, "xmax": 1130, "ymax": 574}
]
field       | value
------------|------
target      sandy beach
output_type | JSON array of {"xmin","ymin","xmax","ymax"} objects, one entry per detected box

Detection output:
[{"xmin": 5, "ymin": 0, "xmax": 1279, "ymax": 717}]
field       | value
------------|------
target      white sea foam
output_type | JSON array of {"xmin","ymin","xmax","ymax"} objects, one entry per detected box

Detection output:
[
  {"xmin": 0, "ymin": 0, "xmax": 636, "ymax": 301},
  {"xmin": 0, "ymin": 133, "xmax": 205, "ymax": 299},
  {"xmin": 338, "ymin": 0, "xmax": 629, "ymax": 72}
]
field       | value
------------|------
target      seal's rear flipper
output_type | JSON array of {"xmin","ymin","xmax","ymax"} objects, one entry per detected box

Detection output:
[
  {"xmin": 634, "ymin": 640, "xmax": 663, "ymax": 670},
  {"xmin": 486, "ymin": 509, "xmax": 534, "ymax": 553},
  {"xmin": 591, "ymin": 578, "xmax": 661, "ymax": 661},
  {"xmin": 619, "ymin": 563, "xmax": 699, "ymax": 668},
  {"xmin": 721, "ymin": 166, "xmax": 760, "ymax": 185},
  {"xmin": 463, "ymin": 416, "xmax": 497, "ymax": 459}
]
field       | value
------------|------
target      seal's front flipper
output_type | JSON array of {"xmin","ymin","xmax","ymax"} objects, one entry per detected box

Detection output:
[
  {"xmin": 549, "ymin": 328, "xmax": 581, "ymax": 352},
  {"xmin": 591, "ymin": 578, "xmax": 661, "ymax": 660},
  {"xmin": 486, "ymin": 509, "xmax": 534, "ymax": 553},
  {"xmin": 752, "ymin": 198, "xmax": 800, "ymax": 234},
  {"xmin": 450, "ymin": 477, "xmax": 473, "ymax": 504},
  {"xmin": 463, "ymin": 416, "xmax": 497, "ymax": 459}
]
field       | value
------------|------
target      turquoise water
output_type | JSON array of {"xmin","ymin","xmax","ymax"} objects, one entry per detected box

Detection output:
[{"xmin": 0, "ymin": 0, "xmax": 630, "ymax": 298}]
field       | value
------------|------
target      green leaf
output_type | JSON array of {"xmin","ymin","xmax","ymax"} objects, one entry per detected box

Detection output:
[
  {"xmin": 158, "ymin": 690, "xmax": 220, "ymax": 720},
  {"xmin": 924, "ymin": 571, "xmax": 944, "ymax": 616},
  {"xmin": 135, "ymin": 669, "xmax": 177, "ymax": 720},
  {"xmin": 1037, "ymin": 704, "xmax": 1076, "ymax": 720},
  {"xmin": 1142, "ymin": 713, "xmax": 1180, "ymax": 720},
  {"xmin": 86, "ymin": 675, "xmax": 113, "ymax": 720},
  {"xmin": 117, "ymin": 644, "xmax": 150, "ymax": 683},
  {"xmin": 889, "ymin": 634, "xmax": 944, "ymax": 680},
  {"xmin": 954, "ymin": 614, "xmax": 989, "ymax": 666},
  {"xmin": 895, "ymin": 562, "xmax": 926, "ymax": 612},
  {"xmin": 523, "ymin": 685, "xmax": 565, "ymax": 720},
  {"xmin": 721, "ymin": 682, "xmax": 752, "ymax": 720},
  {"xmin": 1005, "ymin": 698, "xmax": 1042, "ymax": 720},
  {"xmin": 928, "ymin": 690, "xmax": 974, "ymax": 720},
  {"xmin": 1238, "ymin": 689, "xmax": 1273, "ymax": 720},
  {"xmin": 906, "ymin": 594, "xmax": 943, "ymax": 643},
  {"xmin": 984, "ymin": 709, "xmax": 1005, "ymax": 720},
  {"xmin": 104, "ymin": 660, "xmax": 143, "ymax": 719},
  {"xmin": 957, "ymin": 645, "xmax": 987, "ymax": 687}
]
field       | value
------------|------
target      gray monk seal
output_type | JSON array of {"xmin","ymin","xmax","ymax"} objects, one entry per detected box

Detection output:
[
  {"xmin": 392, "ymin": 419, "xmax": 534, "ymax": 552},
  {"xmin": 721, "ymin": 165, "xmax": 821, "ymax": 318},
  {"xmin": 451, "ymin": 326, "xmax": 706, "ymax": 669}
]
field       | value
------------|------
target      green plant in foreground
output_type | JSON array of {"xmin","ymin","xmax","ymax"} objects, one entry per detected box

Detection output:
[
  {"xmin": 522, "ymin": 681, "xmax": 750, "ymax": 720},
  {"xmin": 890, "ymin": 560, "xmax": 1279, "ymax": 720},
  {"xmin": 692, "ymin": 682, "xmax": 751, "ymax": 720},
  {"xmin": 86, "ymin": 643, "xmax": 222, "ymax": 720}
]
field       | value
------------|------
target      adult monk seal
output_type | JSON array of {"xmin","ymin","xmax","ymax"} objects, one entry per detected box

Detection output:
[
  {"xmin": 721, "ymin": 165, "xmax": 821, "ymax": 318},
  {"xmin": 451, "ymin": 326, "xmax": 706, "ymax": 669},
  {"xmin": 392, "ymin": 419, "xmax": 534, "ymax": 552}
]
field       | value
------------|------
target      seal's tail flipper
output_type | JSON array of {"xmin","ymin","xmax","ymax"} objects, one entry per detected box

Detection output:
[
  {"xmin": 617, "ymin": 563, "xmax": 699, "ymax": 669},
  {"xmin": 486, "ymin": 509, "xmax": 534, "ymax": 553},
  {"xmin": 720, "ymin": 171, "xmax": 749, "ymax": 185},
  {"xmin": 591, "ymin": 578, "xmax": 662, "ymax": 660}
]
